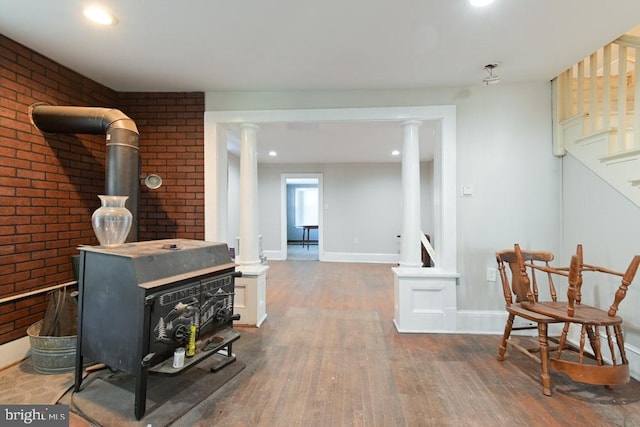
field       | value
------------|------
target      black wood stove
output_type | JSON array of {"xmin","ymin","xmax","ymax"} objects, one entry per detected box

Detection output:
[{"xmin": 74, "ymin": 239, "xmax": 241, "ymax": 420}]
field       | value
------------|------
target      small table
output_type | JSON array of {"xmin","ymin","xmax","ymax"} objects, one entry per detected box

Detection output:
[{"xmin": 299, "ymin": 225, "xmax": 318, "ymax": 249}]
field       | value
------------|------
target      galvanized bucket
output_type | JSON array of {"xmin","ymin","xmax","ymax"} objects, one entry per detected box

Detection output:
[{"xmin": 27, "ymin": 320, "xmax": 77, "ymax": 374}]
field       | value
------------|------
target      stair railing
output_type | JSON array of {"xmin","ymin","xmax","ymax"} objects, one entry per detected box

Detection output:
[{"xmin": 556, "ymin": 34, "xmax": 640, "ymax": 154}]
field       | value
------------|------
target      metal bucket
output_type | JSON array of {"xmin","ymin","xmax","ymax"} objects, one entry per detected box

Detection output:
[{"xmin": 27, "ymin": 320, "xmax": 77, "ymax": 374}]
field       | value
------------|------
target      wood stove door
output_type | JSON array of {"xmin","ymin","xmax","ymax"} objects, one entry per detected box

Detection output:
[
  {"xmin": 199, "ymin": 273, "xmax": 235, "ymax": 336},
  {"xmin": 149, "ymin": 279, "xmax": 201, "ymax": 362}
]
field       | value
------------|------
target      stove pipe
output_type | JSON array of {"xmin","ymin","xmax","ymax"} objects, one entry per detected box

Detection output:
[{"xmin": 29, "ymin": 104, "xmax": 140, "ymax": 242}]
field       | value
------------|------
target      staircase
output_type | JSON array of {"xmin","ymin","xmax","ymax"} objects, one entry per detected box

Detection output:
[{"xmin": 554, "ymin": 32, "xmax": 640, "ymax": 207}]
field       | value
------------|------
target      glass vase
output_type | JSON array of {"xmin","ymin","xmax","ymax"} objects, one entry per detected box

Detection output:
[{"xmin": 91, "ymin": 195, "xmax": 132, "ymax": 247}]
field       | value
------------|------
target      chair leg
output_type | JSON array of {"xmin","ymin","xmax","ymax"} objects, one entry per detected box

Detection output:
[
  {"xmin": 497, "ymin": 313, "xmax": 515, "ymax": 361},
  {"xmin": 579, "ymin": 325, "xmax": 587, "ymax": 364},
  {"xmin": 586, "ymin": 325, "xmax": 603, "ymax": 365},
  {"xmin": 538, "ymin": 323, "xmax": 552, "ymax": 396},
  {"xmin": 606, "ymin": 326, "xmax": 617, "ymax": 366},
  {"xmin": 556, "ymin": 322, "xmax": 570, "ymax": 359},
  {"xmin": 615, "ymin": 325, "xmax": 628, "ymax": 364}
]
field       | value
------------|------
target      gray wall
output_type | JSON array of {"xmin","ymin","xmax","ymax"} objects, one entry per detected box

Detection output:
[
  {"xmin": 257, "ymin": 163, "xmax": 416, "ymax": 258},
  {"xmin": 286, "ymin": 183, "xmax": 318, "ymax": 242}
]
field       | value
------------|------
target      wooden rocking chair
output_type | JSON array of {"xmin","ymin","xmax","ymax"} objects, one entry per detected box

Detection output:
[{"xmin": 520, "ymin": 245, "xmax": 640, "ymax": 390}]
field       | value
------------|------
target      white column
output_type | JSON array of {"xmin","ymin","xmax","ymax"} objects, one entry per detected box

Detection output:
[
  {"xmin": 238, "ymin": 123, "xmax": 261, "ymax": 265},
  {"xmin": 203, "ymin": 120, "xmax": 228, "ymax": 243},
  {"xmin": 399, "ymin": 120, "xmax": 422, "ymax": 268}
]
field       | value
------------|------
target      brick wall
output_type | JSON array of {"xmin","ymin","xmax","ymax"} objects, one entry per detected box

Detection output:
[
  {"xmin": 0, "ymin": 35, "xmax": 205, "ymax": 345},
  {"xmin": 119, "ymin": 92, "xmax": 205, "ymax": 241}
]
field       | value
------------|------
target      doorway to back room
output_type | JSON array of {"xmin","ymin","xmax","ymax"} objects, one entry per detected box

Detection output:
[{"xmin": 286, "ymin": 176, "xmax": 319, "ymax": 260}]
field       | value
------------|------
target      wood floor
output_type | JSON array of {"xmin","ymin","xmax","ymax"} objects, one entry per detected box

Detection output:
[{"xmin": 166, "ymin": 260, "xmax": 640, "ymax": 427}]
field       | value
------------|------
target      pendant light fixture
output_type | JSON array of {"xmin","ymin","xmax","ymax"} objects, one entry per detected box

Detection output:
[{"xmin": 482, "ymin": 63, "xmax": 501, "ymax": 85}]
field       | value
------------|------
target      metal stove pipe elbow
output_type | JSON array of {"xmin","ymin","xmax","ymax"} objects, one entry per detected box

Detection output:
[{"xmin": 29, "ymin": 103, "xmax": 140, "ymax": 242}]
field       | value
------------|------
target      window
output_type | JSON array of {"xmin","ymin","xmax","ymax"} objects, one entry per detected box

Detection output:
[{"xmin": 294, "ymin": 187, "xmax": 318, "ymax": 226}]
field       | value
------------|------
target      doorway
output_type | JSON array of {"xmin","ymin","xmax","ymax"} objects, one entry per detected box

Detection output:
[{"xmin": 283, "ymin": 174, "xmax": 322, "ymax": 260}]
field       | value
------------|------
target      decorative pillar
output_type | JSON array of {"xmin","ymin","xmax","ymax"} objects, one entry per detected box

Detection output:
[
  {"xmin": 235, "ymin": 123, "xmax": 268, "ymax": 327},
  {"xmin": 399, "ymin": 120, "xmax": 422, "ymax": 268},
  {"xmin": 393, "ymin": 118, "xmax": 458, "ymax": 334},
  {"xmin": 238, "ymin": 123, "xmax": 261, "ymax": 265},
  {"xmin": 203, "ymin": 120, "xmax": 228, "ymax": 243}
]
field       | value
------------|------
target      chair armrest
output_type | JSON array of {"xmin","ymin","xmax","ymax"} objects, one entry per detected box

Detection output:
[
  {"xmin": 564, "ymin": 254, "xmax": 640, "ymax": 318},
  {"xmin": 608, "ymin": 255, "xmax": 640, "ymax": 317}
]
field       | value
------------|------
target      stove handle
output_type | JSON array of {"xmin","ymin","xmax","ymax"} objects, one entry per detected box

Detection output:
[
  {"xmin": 232, "ymin": 271, "xmax": 243, "ymax": 278},
  {"xmin": 144, "ymin": 294, "xmax": 157, "ymax": 306}
]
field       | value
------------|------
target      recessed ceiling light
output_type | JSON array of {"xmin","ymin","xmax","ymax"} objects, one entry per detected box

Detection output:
[
  {"xmin": 83, "ymin": 7, "xmax": 118, "ymax": 25},
  {"xmin": 470, "ymin": 0, "xmax": 495, "ymax": 6},
  {"xmin": 268, "ymin": 151, "xmax": 277, "ymax": 157},
  {"xmin": 392, "ymin": 150, "xmax": 400, "ymax": 156}
]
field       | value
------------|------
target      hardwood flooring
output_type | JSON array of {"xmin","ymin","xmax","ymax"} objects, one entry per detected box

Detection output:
[
  {"xmin": 287, "ymin": 243, "xmax": 318, "ymax": 261},
  {"xmin": 170, "ymin": 260, "xmax": 640, "ymax": 427}
]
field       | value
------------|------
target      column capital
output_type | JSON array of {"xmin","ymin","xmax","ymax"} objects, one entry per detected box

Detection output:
[
  {"xmin": 239, "ymin": 123, "xmax": 260, "ymax": 131},
  {"xmin": 400, "ymin": 119, "xmax": 422, "ymax": 128}
]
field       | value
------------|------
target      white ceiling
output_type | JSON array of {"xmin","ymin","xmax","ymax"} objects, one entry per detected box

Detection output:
[
  {"xmin": 226, "ymin": 120, "xmax": 439, "ymax": 164},
  {"xmin": 2, "ymin": 0, "xmax": 639, "ymax": 163}
]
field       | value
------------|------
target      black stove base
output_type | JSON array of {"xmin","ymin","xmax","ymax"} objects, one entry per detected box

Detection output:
[{"xmin": 149, "ymin": 328, "xmax": 240, "ymax": 376}]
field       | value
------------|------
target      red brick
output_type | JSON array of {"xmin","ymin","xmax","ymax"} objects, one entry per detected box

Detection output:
[{"xmin": 1, "ymin": 35, "xmax": 205, "ymax": 344}]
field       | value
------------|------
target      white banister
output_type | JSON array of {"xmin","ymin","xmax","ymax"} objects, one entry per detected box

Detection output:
[
  {"xmin": 553, "ymin": 30, "xmax": 640, "ymax": 208},
  {"xmin": 634, "ymin": 46, "xmax": 640, "ymax": 149},
  {"xmin": 617, "ymin": 45, "xmax": 628, "ymax": 151},
  {"xmin": 577, "ymin": 61, "xmax": 584, "ymax": 118},
  {"xmin": 603, "ymin": 44, "xmax": 611, "ymax": 131},
  {"xmin": 557, "ymin": 68, "xmax": 573, "ymax": 121},
  {"xmin": 589, "ymin": 52, "xmax": 597, "ymax": 133}
]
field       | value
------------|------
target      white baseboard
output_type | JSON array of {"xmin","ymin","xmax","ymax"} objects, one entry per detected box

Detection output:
[
  {"xmin": 0, "ymin": 336, "xmax": 30, "ymax": 370},
  {"xmin": 455, "ymin": 310, "xmax": 538, "ymax": 335},
  {"xmin": 627, "ymin": 342, "xmax": 640, "ymax": 380},
  {"xmin": 456, "ymin": 310, "xmax": 507, "ymax": 334}
]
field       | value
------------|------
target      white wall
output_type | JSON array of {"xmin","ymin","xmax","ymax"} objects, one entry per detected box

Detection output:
[
  {"xmin": 562, "ymin": 154, "xmax": 640, "ymax": 354},
  {"xmin": 227, "ymin": 153, "xmax": 240, "ymax": 251},
  {"xmin": 255, "ymin": 165, "xmax": 284, "ymax": 253},
  {"xmin": 421, "ymin": 160, "xmax": 435, "ymax": 249},
  {"xmin": 229, "ymin": 156, "xmax": 434, "ymax": 263},
  {"xmin": 454, "ymin": 84, "xmax": 561, "ymax": 311},
  {"xmin": 257, "ymin": 163, "xmax": 411, "ymax": 262},
  {"xmin": 322, "ymin": 163, "xmax": 400, "ymax": 254}
]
